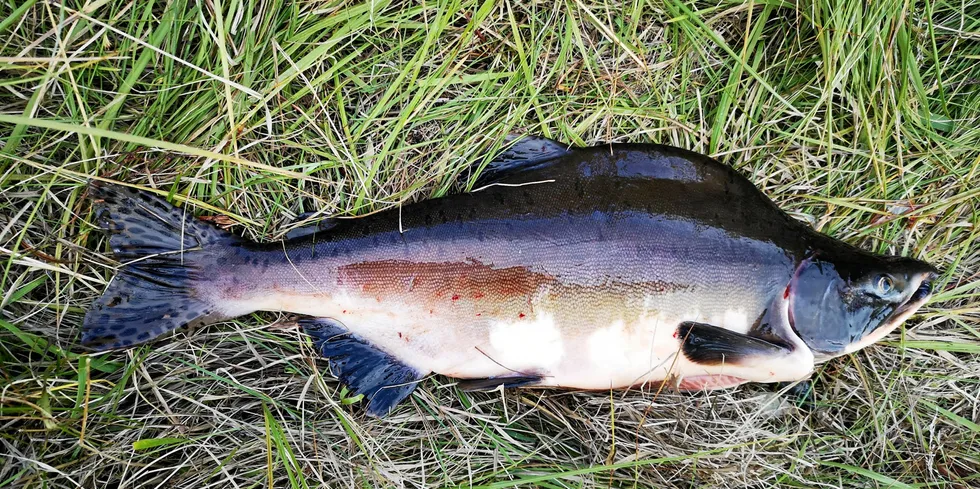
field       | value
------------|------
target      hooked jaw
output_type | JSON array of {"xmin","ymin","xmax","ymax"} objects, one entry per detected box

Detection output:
[
  {"xmin": 841, "ymin": 270, "xmax": 937, "ymax": 355},
  {"xmin": 786, "ymin": 253, "xmax": 938, "ymax": 363}
]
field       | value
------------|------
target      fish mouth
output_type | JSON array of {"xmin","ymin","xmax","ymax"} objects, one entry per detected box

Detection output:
[
  {"xmin": 893, "ymin": 274, "xmax": 935, "ymax": 318},
  {"xmin": 841, "ymin": 271, "xmax": 937, "ymax": 355}
]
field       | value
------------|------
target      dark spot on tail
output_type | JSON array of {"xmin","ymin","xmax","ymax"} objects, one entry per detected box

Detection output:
[{"xmin": 81, "ymin": 182, "xmax": 236, "ymax": 351}]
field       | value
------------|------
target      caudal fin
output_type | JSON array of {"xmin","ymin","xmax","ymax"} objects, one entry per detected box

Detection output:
[{"xmin": 82, "ymin": 182, "xmax": 238, "ymax": 350}]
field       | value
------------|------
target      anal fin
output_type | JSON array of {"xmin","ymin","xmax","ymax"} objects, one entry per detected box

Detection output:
[
  {"xmin": 678, "ymin": 321, "xmax": 791, "ymax": 366},
  {"xmin": 456, "ymin": 375, "xmax": 542, "ymax": 392},
  {"xmin": 301, "ymin": 318, "xmax": 426, "ymax": 417}
]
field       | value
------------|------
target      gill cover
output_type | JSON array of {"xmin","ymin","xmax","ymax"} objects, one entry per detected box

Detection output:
[
  {"xmin": 788, "ymin": 259, "xmax": 851, "ymax": 355},
  {"xmin": 789, "ymin": 255, "xmax": 936, "ymax": 358}
]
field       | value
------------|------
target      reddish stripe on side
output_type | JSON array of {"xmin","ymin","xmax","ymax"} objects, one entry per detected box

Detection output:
[{"xmin": 337, "ymin": 259, "xmax": 556, "ymax": 305}]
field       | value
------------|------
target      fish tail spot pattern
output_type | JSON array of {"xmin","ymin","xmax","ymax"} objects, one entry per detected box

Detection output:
[{"xmin": 82, "ymin": 182, "xmax": 236, "ymax": 350}]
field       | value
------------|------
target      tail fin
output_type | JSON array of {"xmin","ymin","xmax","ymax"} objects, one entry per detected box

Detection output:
[{"xmin": 82, "ymin": 182, "xmax": 238, "ymax": 351}]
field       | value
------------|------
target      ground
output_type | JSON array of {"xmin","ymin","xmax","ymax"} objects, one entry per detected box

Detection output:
[{"xmin": 1, "ymin": 1, "xmax": 979, "ymax": 488}]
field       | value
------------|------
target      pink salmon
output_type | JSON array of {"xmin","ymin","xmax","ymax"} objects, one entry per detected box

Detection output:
[{"xmin": 81, "ymin": 136, "xmax": 937, "ymax": 416}]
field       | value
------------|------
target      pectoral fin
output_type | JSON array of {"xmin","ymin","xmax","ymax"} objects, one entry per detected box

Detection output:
[
  {"xmin": 775, "ymin": 380, "xmax": 816, "ymax": 409},
  {"xmin": 301, "ymin": 318, "xmax": 426, "ymax": 417},
  {"xmin": 677, "ymin": 321, "xmax": 792, "ymax": 366}
]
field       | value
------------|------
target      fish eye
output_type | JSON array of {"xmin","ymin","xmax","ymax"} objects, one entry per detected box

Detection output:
[{"xmin": 874, "ymin": 274, "xmax": 895, "ymax": 295}]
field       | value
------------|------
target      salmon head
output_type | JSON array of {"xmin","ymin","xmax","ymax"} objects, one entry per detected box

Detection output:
[{"xmin": 788, "ymin": 249, "xmax": 938, "ymax": 361}]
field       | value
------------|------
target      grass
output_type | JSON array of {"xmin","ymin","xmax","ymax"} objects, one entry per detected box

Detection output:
[{"xmin": 1, "ymin": 0, "xmax": 979, "ymax": 487}]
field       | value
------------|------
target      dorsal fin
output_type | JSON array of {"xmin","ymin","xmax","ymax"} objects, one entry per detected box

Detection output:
[{"xmin": 472, "ymin": 134, "xmax": 573, "ymax": 186}]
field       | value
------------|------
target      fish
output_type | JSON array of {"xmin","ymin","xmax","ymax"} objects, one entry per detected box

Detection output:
[{"xmin": 81, "ymin": 135, "xmax": 938, "ymax": 417}]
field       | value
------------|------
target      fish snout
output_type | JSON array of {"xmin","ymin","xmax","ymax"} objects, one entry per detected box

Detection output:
[{"xmin": 903, "ymin": 270, "xmax": 937, "ymax": 310}]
